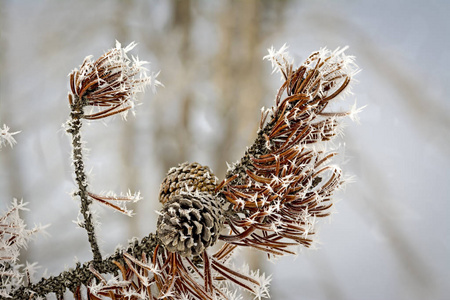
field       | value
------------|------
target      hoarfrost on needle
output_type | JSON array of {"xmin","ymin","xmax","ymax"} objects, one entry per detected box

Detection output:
[
  {"xmin": 69, "ymin": 41, "xmax": 162, "ymax": 120},
  {"xmin": 263, "ymin": 43, "xmax": 292, "ymax": 78}
]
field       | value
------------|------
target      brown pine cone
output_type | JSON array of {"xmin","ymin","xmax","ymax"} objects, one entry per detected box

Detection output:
[
  {"xmin": 156, "ymin": 192, "xmax": 224, "ymax": 257},
  {"xmin": 159, "ymin": 162, "xmax": 217, "ymax": 205}
]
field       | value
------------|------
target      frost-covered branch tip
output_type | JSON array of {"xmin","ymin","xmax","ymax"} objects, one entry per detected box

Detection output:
[
  {"xmin": 263, "ymin": 43, "xmax": 293, "ymax": 79},
  {"xmin": 218, "ymin": 44, "xmax": 361, "ymax": 258},
  {"xmin": 68, "ymin": 41, "xmax": 162, "ymax": 120}
]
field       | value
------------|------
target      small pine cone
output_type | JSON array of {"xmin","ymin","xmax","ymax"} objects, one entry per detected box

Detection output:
[
  {"xmin": 159, "ymin": 162, "xmax": 217, "ymax": 205},
  {"xmin": 157, "ymin": 192, "xmax": 224, "ymax": 257}
]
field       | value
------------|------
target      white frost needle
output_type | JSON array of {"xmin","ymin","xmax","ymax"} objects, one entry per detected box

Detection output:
[{"xmin": 0, "ymin": 124, "xmax": 20, "ymax": 149}]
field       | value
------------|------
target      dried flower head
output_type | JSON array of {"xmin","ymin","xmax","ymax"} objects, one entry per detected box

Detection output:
[{"xmin": 68, "ymin": 41, "xmax": 162, "ymax": 120}]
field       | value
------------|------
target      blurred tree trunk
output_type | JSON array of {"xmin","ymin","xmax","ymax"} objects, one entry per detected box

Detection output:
[
  {"xmin": 153, "ymin": 0, "xmax": 194, "ymax": 175},
  {"xmin": 213, "ymin": 0, "xmax": 265, "ymax": 178},
  {"xmin": 113, "ymin": 0, "xmax": 141, "ymax": 238},
  {"xmin": 169, "ymin": 0, "xmax": 193, "ymax": 168},
  {"xmin": 213, "ymin": 1, "xmax": 266, "ymax": 298}
]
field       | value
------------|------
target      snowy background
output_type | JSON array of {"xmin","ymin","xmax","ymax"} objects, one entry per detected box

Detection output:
[{"xmin": 1, "ymin": 0, "xmax": 449, "ymax": 299}]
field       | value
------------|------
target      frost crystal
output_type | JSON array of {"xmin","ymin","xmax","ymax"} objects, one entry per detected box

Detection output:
[
  {"xmin": 263, "ymin": 43, "xmax": 293, "ymax": 79},
  {"xmin": 88, "ymin": 190, "xmax": 142, "ymax": 217},
  {"xmin": 0, "ymin": 124, "xmax": 20, "ymax": 149},
  {"xmin": 0, "ymin": 199, "xmax": 47, "ymax": 297}
]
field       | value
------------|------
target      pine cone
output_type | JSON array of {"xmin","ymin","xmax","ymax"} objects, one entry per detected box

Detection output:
[
  {"xmin": 159, "ymin": 162, "xmax": 217, "ymax": 205},
  {"xmin": 157, "ymin": 192, "xmax": 224, "ymax": 257}
]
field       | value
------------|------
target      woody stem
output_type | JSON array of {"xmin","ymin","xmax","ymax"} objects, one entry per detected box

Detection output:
[
  {"xmin": 67, "ymin": 95, "xmax": 102, "ymax": 263},
  {"xmin": 2, "ymin": 234, "xmax": 158, "ymax": 299}
]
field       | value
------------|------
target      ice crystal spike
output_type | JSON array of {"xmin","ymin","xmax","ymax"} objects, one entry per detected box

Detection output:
[
  {"xmin": 1, "ymin": 199, "xmax": 46, "ymax": 297},
  {"xmin": 0, "ymin": 124, "xmax": 20, "ymax": 149}
]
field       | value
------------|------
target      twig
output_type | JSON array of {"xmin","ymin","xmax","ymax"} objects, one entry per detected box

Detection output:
[{"xmin": 66, "ymin": 96, "xmax": 102, "ymax": 263}]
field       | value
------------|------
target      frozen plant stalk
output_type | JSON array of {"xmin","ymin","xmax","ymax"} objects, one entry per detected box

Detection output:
[{"xmin": 66, "ymin": 41, "xmax": 161, "ymax": 262}]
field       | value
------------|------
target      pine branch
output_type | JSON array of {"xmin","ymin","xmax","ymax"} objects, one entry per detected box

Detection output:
[
  {"xmin": 3, "ymin": 234, "xmax": 157, "ymax": 299},
  {"xmin": 1, "ymin": 44, "xmax": 358, "ymax": 300},
  {"xmin": 216, "ymin": 46, "xmax": 360, "ymax": 256}
]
